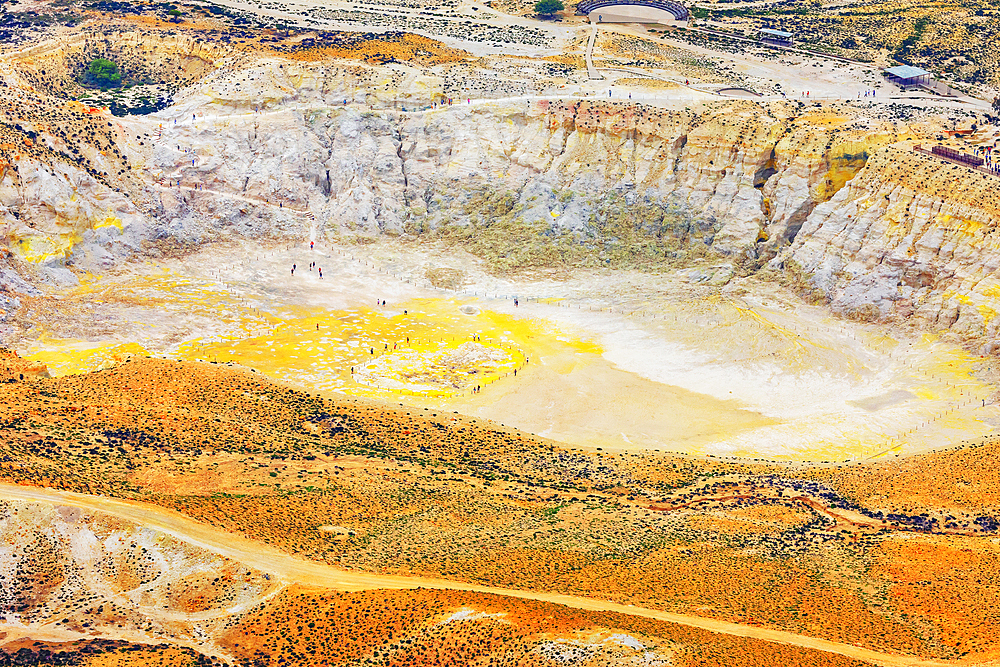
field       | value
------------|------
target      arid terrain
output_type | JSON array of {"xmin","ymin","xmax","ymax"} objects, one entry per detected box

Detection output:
[{"xmin": 1, "ymin": 0, "xmax": 999, "ymax": 664}]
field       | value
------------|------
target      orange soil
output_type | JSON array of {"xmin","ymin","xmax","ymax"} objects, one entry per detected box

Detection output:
[
  {"xmin": 221, "ymin": 585, "xmax": 879, "ymax": 667},
  {"xmin": 0, "ymin": 354, "xmax": 998, "ymax": 660}
]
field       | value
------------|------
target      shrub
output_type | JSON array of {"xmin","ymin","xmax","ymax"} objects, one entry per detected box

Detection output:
[
  {"xmin": 535, "ymin": 0, "xmax": 563, "ymax": 16},
  {"xmin": 83, "ymin": 58, "xmax": 121, "ymax": 89}
]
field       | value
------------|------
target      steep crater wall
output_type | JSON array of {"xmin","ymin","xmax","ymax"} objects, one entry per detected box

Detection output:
[
  {"xmin": 782, "ymin": 147, "xmax": 1000, "ymax": 349},
  {"xmin": 4, "ymin": 54, "xmax": 994, "ymax": 349}
]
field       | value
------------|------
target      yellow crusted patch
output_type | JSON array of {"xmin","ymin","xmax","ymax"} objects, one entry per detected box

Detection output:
[
  {"xmin": 14, "ymin": 212, "xmax": 122, "ymax": 263},
  {"xmin": 25, "ymin": 339, "xmax": 150, "ymax": 376},
  {"xmin": 26, "ymin": 272, "xmax": 598, "ymax": 401},
  {"xmin": 15, "ymin": 233, "xmax": 81, "ymax": 264},
  {"xmin": 354, "ymin": 340, "xmax": 524, "ymax": 396},
  {"xmin": 176, "ymin": 299, "xmax": 584, "ymax": 398},
  {"xmin": 94, "ymin": 212, "xmax": 124, "ymax": 230}
]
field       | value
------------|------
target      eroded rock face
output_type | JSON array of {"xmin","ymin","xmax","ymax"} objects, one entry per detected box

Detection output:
[
  {"xmin": 144, "ymin": 92, "xmax": 899, "ymax": 252},
  {"xmin": 5, "ymin": 51, "xmax": 1000, "ymax": 347},
  {"xmin": 2, "ymin": 49, "xmax": 916, "ymax": 265},
  {"xmin": 761, "ymin": 110, "xmax": 910, "ymax": 245},
  {"xmin": 781, "ymin": 148, "xmax": 1000, "ymax": 349},
  {"xmin": 138, "ymin": 77, "xmax": 891, "ymax": 251},
  {"xmin": 1, "ymin": 156, "xmax": 144, "ymax": 270},
  {"xmin": 392, "ymin": 99, "xmax": 795, "ymax": 251}
]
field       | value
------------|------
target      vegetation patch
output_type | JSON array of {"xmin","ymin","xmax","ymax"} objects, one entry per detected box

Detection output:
[{"xmin": 80, "ymin": 57, "xmax": 121, "ymax": 90}]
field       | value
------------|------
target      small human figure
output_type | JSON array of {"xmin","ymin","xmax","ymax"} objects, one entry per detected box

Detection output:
[
  {"xmin": 318, "ymin": 268, "xmax": 322, "ymax": 278},
  {"xmin": 310, "ymin": 241, "xmax": 314, "ymax": 250},
  {"xmin": 291, "ymin": 264, "xmax": 296, "ymax": 275},
  {"xmin": 514, "ymin": 298, "xmax": 518, "ymax": 307},
  {"xmin": 316, "ymin": 324, "xmax": 319, "ymax": 330}
]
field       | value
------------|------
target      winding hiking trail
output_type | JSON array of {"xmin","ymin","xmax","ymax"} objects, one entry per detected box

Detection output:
[{"xmin": 0, "ymin": 483, "xmax": 979, "ymax": 667}]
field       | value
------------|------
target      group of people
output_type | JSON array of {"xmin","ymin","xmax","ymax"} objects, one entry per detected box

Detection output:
[
  {"xmin": 280, "ymin": 243, "xmax": 535, "ymax": 396},
  {"xmin": 973, "ymin": 144, "xmax": 998, "ymax": 174},
  {"xmin": 291, "ymin": 262, "xmax": 321, "ymax": 277}
]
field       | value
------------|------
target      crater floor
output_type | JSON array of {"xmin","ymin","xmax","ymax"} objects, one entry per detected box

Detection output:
[{"xmin": 20, "ymin": 238, "xmax": 999, "ymax": 462}]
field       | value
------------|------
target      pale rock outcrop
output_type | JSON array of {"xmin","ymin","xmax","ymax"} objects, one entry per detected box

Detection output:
[
  {"xmin": 8, "ymin": 51, "xmax": 999, "ymax": 350},
  {"xmin": 0, "ymin": 156, "xmax": 143, "ymax": 276},
  {"xmin": 782, "ymin": 147, "xmax": 1000, "ymax": 349},
  {"xmin": 762, "ymin": 112, "xmax": 907, "ymax": 245}
]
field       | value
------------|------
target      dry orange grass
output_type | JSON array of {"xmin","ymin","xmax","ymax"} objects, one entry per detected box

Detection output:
[
  {"xmin": 868, "ymin": 534, "xmax": 1000, "ymax": 660},
  {"xmin": 221, "ymin": 585, "xmax": 878, "ymax": 667},
  {"xmin": 815, "ymin": 438, "xmax": 1000, "ymax": 514},
  {"xmin": 0, "ymin": 640, "xmax": 212, "ymax": 667},
  {"xmin": 85, "ymin": 647, "xmax": 207, "ymax": 667},
  {"xmin": 0, "ymin": 353, "xmax": 997, "ymax": 660},
  {"xmin": 615, "ymin": 77, "xmax": 682, "ymax": 90},
  {"xmin": 0, "ymin": 355, "xmax": 714, "ymax": 497},
  {"xmin": 384, "ymin": 546, "xmax": 926, "ymax": 656},
  {"xmin": 687, "ymin": 503, "xmax": 814, "ymax": 535},
  {"xmin": 159, "ymin": 489, "xmax": 416, "ymax": 560}
]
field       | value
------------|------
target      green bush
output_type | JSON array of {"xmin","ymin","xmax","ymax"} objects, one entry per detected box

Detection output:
[
  {"xmin": 535, "ymin": 0, "xmax": 563, "ymax": 16},
  {"xmin": 83, "ymin": 58, "xmax": 121, "ymax": 90}
]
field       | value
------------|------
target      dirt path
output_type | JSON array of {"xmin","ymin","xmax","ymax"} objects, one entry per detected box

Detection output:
[
  {"xmin": 149, "ymin": 181, "xmax": 314, "ymax": 215},
  {"xmin": 586, "ymin": 24, "xmax": 603, "ymax": 80},
  {"xmin": 0, "ymin": 483, "xmax": 979, "ymax": 667}
]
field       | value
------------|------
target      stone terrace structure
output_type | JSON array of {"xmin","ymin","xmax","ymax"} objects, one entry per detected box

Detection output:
[{"xmin": 578, "ymin": 0, "xmax": 689, "ymax": 23}]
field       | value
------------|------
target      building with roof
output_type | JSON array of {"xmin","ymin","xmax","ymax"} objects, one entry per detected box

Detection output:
[
  {"xmin": 759, "ymin": 28, "xmax": 793, "ymax": 47},
  {"xmin": 883, "ymin": 65, "xmax": 932, "ymax": 89}
]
